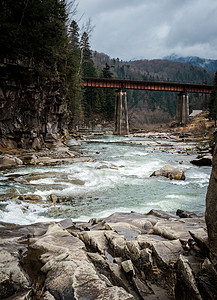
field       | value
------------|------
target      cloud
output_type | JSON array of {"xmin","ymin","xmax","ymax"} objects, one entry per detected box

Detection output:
[{"xmin": 77, "ymin": 0, "xmax": 217, "ymax": 60}]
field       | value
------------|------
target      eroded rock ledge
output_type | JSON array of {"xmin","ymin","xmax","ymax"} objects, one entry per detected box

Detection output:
[{"xmin": 0, "ymin": 210, "xmax": 216, "ymax": 300}]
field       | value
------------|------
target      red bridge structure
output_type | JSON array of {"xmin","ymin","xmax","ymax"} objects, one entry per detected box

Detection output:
[{"xmin": 83, "ymin": 77, "xmax": 213, "ymax": 135}]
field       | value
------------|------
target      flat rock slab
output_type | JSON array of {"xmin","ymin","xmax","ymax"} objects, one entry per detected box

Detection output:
[
  {"xmin": 153, "ymin": 218, "xmax": 206, "ymax": 241},
  {"xmin": 33, "ymin": 223, "xmax": 134, "ymax": 300},
  {"xmin": 0, "ymin": 210, "xmax": 210, "ymax": 300}
]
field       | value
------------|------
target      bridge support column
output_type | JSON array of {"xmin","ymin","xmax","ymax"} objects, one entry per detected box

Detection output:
[
  {"xmin": 114, "ymin": 89, "xmax": 129, "ymax": 135},
  {"xmin": 176, "ymin": 92, "xmax": 189, "ymax": 124}
]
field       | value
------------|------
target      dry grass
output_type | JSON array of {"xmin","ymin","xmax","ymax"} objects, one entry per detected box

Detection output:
[{"xmin": 177, "ymin": 111, "xmax": 215, "ymax": 140}]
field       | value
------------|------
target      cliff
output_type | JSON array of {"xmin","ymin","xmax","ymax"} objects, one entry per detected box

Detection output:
[{"xmin": 0, "ymin": 58, "xmax": 69, "ymax": 149}]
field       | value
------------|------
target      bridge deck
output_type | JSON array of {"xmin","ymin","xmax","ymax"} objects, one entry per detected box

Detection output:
[{"xmin": 83, "ymin": 77, "xmax": 212, "ymax": 94}]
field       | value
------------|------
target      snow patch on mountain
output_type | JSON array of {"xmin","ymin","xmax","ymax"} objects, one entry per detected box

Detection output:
[{"xmin": 164, "ymin": 54, "xmax": 217, "ymax": 73}]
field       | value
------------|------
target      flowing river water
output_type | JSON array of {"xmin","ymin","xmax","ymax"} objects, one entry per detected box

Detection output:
[{"xmin": 0, "ymin": 134, "xmax": 211, "ymax": 225}]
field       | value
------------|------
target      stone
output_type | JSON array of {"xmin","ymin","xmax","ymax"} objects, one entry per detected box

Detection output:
[
  {"xmin": 126, "ymin": 240, "xmax": 141, "ymax": 262},
  {"xmin": 3, "ymin": 188, "xmax": 20, "ymax": 200},
  {"xmin": 121, "ymin": 260, "xmax": 135, "ymax": 276},
  {"xmin": 176, "ymin": 209, "xmax": 198, "ymax": 218},
  {"xmin": 29, "ymin": 156, "xmax": 55, "ymax": 165},
  {"xmin": 32, "ymin": 223, "xmax": 134, "ymax": 300},
  {"xmin": 65, "ymin": 138, "xmax": 81, "ymax": 146},
  {"xmin": 19, "ymin": 194, "xmax": 43, "ymax": 202},
  {"xmin": 148, "ymin": 209, "xmax": 177, "ymax": 220},
  {"xmin": 69, "ymin": 178, "xmax": 85, "ymax": 185},
  {"xmin": 0, "ymin": 211, "xmax": 211, "ymax": 299},
  {"xmin": 132, "ymin": 277, "xmax": 153, "ymax": 298},
  {"xmin": 0, "ymin": 249, "xmax": 31, "ymax": 299},
  {"xmin": 153, "ymin": 218, "xmax": 205, "ymax": 241},
  {"xmin": 2, "ymin": 290, "xmax": 32, "ymax": 300},
  {"xmin": 202, "ymin": 257, "xmax": 217, "ymax": 280},
  {"xmin": 49, "ymin": 194, "xmax": 58, "ymax": 204},
  {"xmin": 41, "ymin": 291, "xmax": 56, "ymax": 300},
  {"xmin": 151, "ymin": 239, "xmax": 183, "ymax": 269},
  {"xmin": 137, "ymin": 233, "xmax": 183, "ymax": 270},
  {"xmin": 105, "ymin": 231, "xmax": 127, "ymax": 258},
  {"xmin": 78, "ymin": 230, "xmax": 107, "ymax": 254},
  {"xmin": 189, "ymin": 228, "xmax": 209, "ymax": 256},
  {"xmin": 104, "ymin": 212, "xmax": 157, "ymax": 231},
  {"xmin": 0, "ymin": 272, "xmax": 16, "ymax": 298},
  {"xmin": 0, "ymin": 154, "xmax": 23, "ymax": 168},
  {"xmin": 21, "ymin": 154, "xmax": 37, "ymax": 165},
  {"xmin": 105, "ymin": 222, "xmax": 142, "ymax": 240},
  {"xmin": 150, "ymin": 164, "xmax": 185, "ymax": 180},
  {"xmin": 175, "ymin": 255, "xmax": 202, "ymax": 300},
  {"xmin": 153, "ymin": 220, "xmax": 188, "ymax": 240},
  {"xmin": 190, "ymin": 155, "xmax": 212, "ymax": 166}
]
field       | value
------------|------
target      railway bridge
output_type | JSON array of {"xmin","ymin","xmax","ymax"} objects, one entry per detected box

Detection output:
[{"xmin": 83, "ymin": 77, "xmax": 212, "ymax": 135}]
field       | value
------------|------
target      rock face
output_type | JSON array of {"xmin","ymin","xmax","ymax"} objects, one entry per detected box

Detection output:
[
  {"xmin": 206, "ymin": 143, "xmax": 217, "ymax": 266},
  {"xmin": 150, "ymin": 165, "xmax": 185, "ymax": 180},
  {"xmin": 1, "ymin": 210, "xmax": 216, "ymax": 299},
  {"xmin": 0, "ymin": 58, "xmax": 69, "ymax": 149},
  {"xmin": 175, "ymin": 255, "xmax": 203, "ymax": 300}
]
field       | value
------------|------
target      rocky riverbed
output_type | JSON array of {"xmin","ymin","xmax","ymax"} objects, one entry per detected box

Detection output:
[
  {"xmin": 0, "ymin": 132, "xmax": 216, "ymax": 299},
  {"xmin": 0, "ymin": 130, "xmax": 213, "ymax": 169},
  {"xmin": 1, "ymin": 209, "xmax": 217, "ymax": 299}
]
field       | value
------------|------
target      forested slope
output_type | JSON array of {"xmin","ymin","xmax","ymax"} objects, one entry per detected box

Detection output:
[
  {"xmin": 92, "ymin": 51, "xmax": 214, "ymax": 127},
  {"xmin": 0, "ymin": 0, "xmax": 215, "ymax": 139},
  {"xmin": 0, "ymin": 0, "xmax": 95, "ymax": 147}
]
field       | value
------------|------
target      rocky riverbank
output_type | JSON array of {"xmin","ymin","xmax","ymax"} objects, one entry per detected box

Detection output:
[
  {"xmin": 0, "ymin": 136, "xmax": 94, "ymax": 170},
  {"xmin": 0, "ymin": 129, "xmax": 216, "ymax": 299},
  {"xmin": 1, "ymin": 209, "xmax": 216, "ymax": 299},
  {"xmin": 0, "ymin": 131, "xmax": 213, "ymax": 170}
]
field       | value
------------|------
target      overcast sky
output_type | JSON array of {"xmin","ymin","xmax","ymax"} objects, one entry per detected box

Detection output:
[{"xmin": 77, "ymin": 0, "xmax": 217, "ymax": 61}]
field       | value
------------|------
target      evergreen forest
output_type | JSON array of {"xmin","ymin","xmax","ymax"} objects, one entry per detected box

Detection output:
[{"xmin": 0, "ymin": 0, "xmax": 216, "ymax": 129}]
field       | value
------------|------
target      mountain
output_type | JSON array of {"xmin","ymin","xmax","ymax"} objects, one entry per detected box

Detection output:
[
  {"xmin": 92, "ymin": 51, "xmax": 214, "ymax": 84},
  {"xmin": 164, "ymin": 54, "xmax": 217, "ymax": 74},
  {"xmin": 91, "ymin": 51, "xmax": 215, "ymax": 126}
]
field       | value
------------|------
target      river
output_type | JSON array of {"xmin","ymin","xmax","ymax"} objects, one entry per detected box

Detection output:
[{"xmin": 0, "ymin": 134, "xmax": 211, "ymax": 225}]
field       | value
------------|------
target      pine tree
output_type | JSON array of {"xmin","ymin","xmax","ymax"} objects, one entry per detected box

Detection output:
[
  {"xmin": 103, "ymin": 63, "xmax": 113, "ymax": 78},
  {"xmin": 67, "ymin": 20, "xmax": 82, "ymax": 125},
  {"xmin": 0, "ymin": 0, "xmax": 67, "ymax": 64},
  {"xmin": 80, "ymin": 31, "xmax": 97, "ymax": 118},
  {"xmin": 0, "ymin": 0, "xmax": 86, "ymax": 128},
  {"xmin": 102, "ymin": 64, "xmax": 115, "ymax": 119},
  {"xmin": 80, "ymin": 32, "xmax": 96, "ymax": 77}
]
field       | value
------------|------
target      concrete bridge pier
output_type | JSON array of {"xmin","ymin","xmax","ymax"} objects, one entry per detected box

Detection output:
[
  {"xmin": 176, "ymin": 92, "xmax": 189, "ymax": 124},
  {"xmin": 114, "ymin": 89, "xmax": 129, "ymax": 135}
]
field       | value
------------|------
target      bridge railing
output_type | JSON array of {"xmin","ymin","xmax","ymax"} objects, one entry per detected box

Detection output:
[{"xmin": 82, "ymin": 77, "xmax": 213, "ymax": 94}]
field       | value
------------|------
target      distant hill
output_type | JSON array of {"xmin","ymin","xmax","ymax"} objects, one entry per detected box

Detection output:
[
  {"xmin": 91, "ymin": 51, "xmax": 214, "ymax": 126},
  {"xmin": 92, "ymin": 51, "xmax": 214, "ymax": 84},
  {"xmin": 164, "ymin": 54, "xmax": 217, "ymax": 74}
]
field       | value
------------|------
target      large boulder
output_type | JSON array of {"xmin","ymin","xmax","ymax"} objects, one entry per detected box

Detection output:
[
  {"xmin": 32, "ymin": 223, "xmax": 134, "ymax": 299},
  {"xmin": 175, "ymin": 255, "xmax": 203, "ymax": 300},
  {"xmin": 0, "ymin": 249, "xmax": 31, "ymax": 299},
  {"xmin": 150, "ymin": 164, "xmax": 185, "ymax": 180},
  {"xmin": 0, "ymin": 154, "xmax": 23, "ymax": 168},
  {"xmin": 190, "ymin": 155, "xmax": 212, "ymax": 166}
]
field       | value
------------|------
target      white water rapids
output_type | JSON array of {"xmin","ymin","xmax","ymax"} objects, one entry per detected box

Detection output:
[{"xmin": 0, "ymin": 135, "xmax": 211, "ymax": 225}]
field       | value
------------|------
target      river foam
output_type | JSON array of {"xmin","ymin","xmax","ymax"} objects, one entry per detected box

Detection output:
[{"xmin": 0, "ymin": 135, "xmax": 211, "ymax": 224}]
